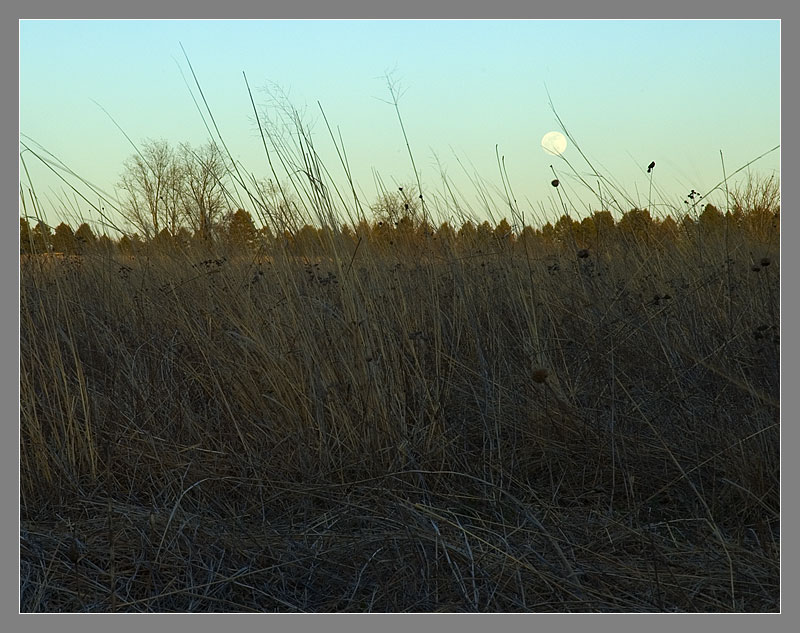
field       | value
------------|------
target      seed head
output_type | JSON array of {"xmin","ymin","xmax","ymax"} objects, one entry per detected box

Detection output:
[
  {"xmin": 760, "ymin": 257, "xmax": 771, "ymax": 267},
  {"xmin": 551, "ymin": 179, "xmax": 560, "ymax": 188}
]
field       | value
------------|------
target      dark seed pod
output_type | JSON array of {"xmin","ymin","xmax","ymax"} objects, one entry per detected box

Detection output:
[
  {"xmin": 532, "ymin": 368, "xmax": 549, "ymax": 384},
  {"xmin": 760, "ymin": 257, "xmax": 771, "ymax": 267},
  {"xmin": 551, "ymin": 179, "xmax": 560, "ymax": 187}
]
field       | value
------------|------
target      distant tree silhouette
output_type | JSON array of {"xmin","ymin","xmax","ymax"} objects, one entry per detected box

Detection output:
[
  {"xmin": 516, "ymin": 225, "xmax": 539, "ymax": 253},
  {"xmin": 179, "ymin": 142, "xmax": 229, "ymax": 242},
  {"xmin": 698, "ymin": 204, "xmax": 724, "ymax": 235},
  {"xmin": 680, "ymin": 214, "xmax": 696, "ymax": 237},
  {"xmin": 96, "ymin": 234, "xmax": 115, "ymax": 256},
  {"xmin": 295, "ymin": 224, "xmax": 321, "ymax": 256},
  {"xmin": 553, "ymin": 214, "xmax": 578, "ymax": 248},
  {"xmin": 226, "ymin": 209, "xmax": 258, "ymax": 252},
  {"xmin": 74, "ymin": 223, "xmax": 97, "ymax": 254},
  {"xmin": 174, "ymin": 227, "xmax": 193, "ymax": 250},
  {"xmin": 475, "ymin": 221, "xmax": 494, "ymax": 251},
  {"xmin": 416, "ymin": 218, "xmax": 435, "ymax": 241},
  {"xmin": 354, "ymin": 219, "xmax": 372, "ymax": 243},
  {"xmin": 118, "ymin": 139, "xmax": 182, "ymax": 239},
  {"xmin": 118, "ymin": 139, "xmax": 230, "ymax": 242},
  {"xmin": 494, "ymin": 218, "xmax": 514, "ymax": 245},
  {"xmin": 730, "ymin": 174, "xmax": 779, "ymax": 242},
  {"xmin": 52, "ymin": 222, "xmax": 76, "ymax": 253},
  {"xmin": 658, "ymin": 215, "xmax": 679, "ymax": 242},
  {"xmin": 20, "ymin": 218, "xmax": 34, "ymax": 254},
  {"xmin": 258, "ymin": 224, "xmax": 275, "ymax": 250},
  {"xmin": 576, "ymin": 216, "xmax": 595, "ymax": 248},
  {"xmin": 118, "ymin": 235, "xmax": 134, "ymax": 256},
  {"xmin": 618, "ymin": 208, "xmax": 654, "ymax": 244},
  {"xmin": 590, "ymin": 210, "xmax": 616, "ymax": 241},
  {"xmin": 32, "ymin": 221, "xmax": 52, "ymax": 253},
  {"xmin": 153, "ymin": 228, "xmax": 175, "ymax": 250},
  {"xmin": 540, "ymin": 221, "xmax": 556, "ymax": 246},
  {"xmin": 339, "ymin": 223, "xmax": 356, "ymax": 248},
  {"xmin": 370, "ymin": 184, "xmax": 422, "ymax": 227},
  {"xmin": 457, "ymin": 221, "xmax": 477, "ymax": 250},
  {"xmin": 436, "ymin": 222, "xmax": 456, "ymax": 250}
]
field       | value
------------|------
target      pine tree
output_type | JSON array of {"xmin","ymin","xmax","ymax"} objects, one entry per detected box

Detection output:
[
  {"xmin": 494, "ymin": 218, "xmax": 514, "ymax": 245},
  {"xmin": 32, "ymin": 222, "xmax": 52, "ymax": 253},
  {"xmin": 74, "ymin": 223, "xmax": 97, "ymax": 253},
  {"xmin": 52, "ymin": 223, "xmax": 76, "ymax": 253},
  {"xmin": 226, "ymin": 209, "xmax": 258, "ymax": 252},
  {"xmin": 20, "ymin": 218, "xmax": 33, "ymax": 254}
]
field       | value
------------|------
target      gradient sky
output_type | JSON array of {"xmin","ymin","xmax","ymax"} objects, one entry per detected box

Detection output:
[{"xmin": 20, "ymin": 19, "xmax": 780, "ymax": 233}]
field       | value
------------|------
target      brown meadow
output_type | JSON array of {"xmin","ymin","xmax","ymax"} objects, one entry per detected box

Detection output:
[
  {"xmin": 19, "ymin": 67, "xmax": 780, "ymax": 610},
  {"xmin": 20, "ymin": 191, "xmax": 779, "ymax": 611}
]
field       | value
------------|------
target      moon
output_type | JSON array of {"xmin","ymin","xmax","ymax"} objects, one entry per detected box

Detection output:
[{"xmin": 541, "ymin": 131, "xmax": 567, "ymax": 156}]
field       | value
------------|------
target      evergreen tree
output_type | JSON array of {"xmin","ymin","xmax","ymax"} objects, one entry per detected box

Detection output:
[
  {"xmin": 340, "ymin": 223, "xmax": 356, "ymax": 247},
  {"xmin": 32, "ymin": 222, "xmax": 52, "ymax": 253},
  {"xmin": 618, "ymin": 208, "xmax": 654, "ymax": 243},
  {"xmin": 475, "ymin": 221, "xmax": 493, "ymax": 250},
  {"xmin": 74, "ymin": 223, "xmax": 96, "ymax": 253},
  {"xmin": 153, "ymin": 228, "xmax": 174, "ymax": 250},
  {"xmin": 295, "ymin": 224, "xmax": 320, "ymax": 256},
  {"xmin": 494, "ymin": 218, "xmax": 514, "ymax": 245},
  {"xmin": 96, "ymin": 234, "xmax": 115, "ymax": 255},
  {"xmin": 457, "ymin": 221, "xmax": 477, "ymax": 249},
  {"xmin": 540, "ymin": 222, "xmax": 556, "ymax": 246},
  {"xmin": 698, "ymin": 203, "xmax": 724, "ymax": 234},
  {"xmin": 553, "ymin": 214, "xmax": 578, "ymax": 247},
  {"xmin": 516, "ymin": 225, "xmax": 539, "ymax": 254},
  {"xmin": 174, "ymin": 227, "xmax": 193, "ymax": 250},
  {"xmin": 51, "ymin": 223, "xmax": 76, "ymax": 253},
  {"xmin": 658, "ymin": 215, "xmax": 679, "ymax": 242},
  {"xmin": 20, "ymin": 218, "xmax": 33, "ymax": 254},
  {"xmin": 226, "ymin": 209, "xmax": 258, "ymax": 251},
  {"xmin": 436, "ymin": 222, "xmax": 456, "ymax": 248}
]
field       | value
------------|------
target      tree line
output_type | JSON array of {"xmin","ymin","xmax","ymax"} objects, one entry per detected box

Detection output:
[
  {"xmin": 20, "ymin": 138, "xmax": 779, "ymax": 258},
  {"xmin": 21, "ymin": 199, "xmax": 779, "ymax": 260}
]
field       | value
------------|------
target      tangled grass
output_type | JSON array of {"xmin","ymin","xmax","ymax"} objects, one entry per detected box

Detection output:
[{"xmin": 20, "ymin": 207, "xmax": 779, "ymax": 611}]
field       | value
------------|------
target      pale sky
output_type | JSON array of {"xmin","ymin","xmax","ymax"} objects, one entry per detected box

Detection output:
[{"xmin": 19, "ymin": 19, "xmax": 780, "ymax": 233}]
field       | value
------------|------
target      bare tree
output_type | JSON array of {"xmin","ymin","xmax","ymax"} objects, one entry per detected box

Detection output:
[
  {"xmin": 370, "ymin": 183, "xmax": 422, "ymax": 227},
  {"xmin": 179, "ymin": 142, "xmax": 229, "ymax": 242},
  {"xmin": 161, "ymin": 158, "xmax": 185, "ymax": 235},
  {"xmin": 118, "ymin": 139, "xmax": 182, "ymax": 239},
  {"xmin": 251, "ymin": 177, "xmax": 301, "ymax": 236}
]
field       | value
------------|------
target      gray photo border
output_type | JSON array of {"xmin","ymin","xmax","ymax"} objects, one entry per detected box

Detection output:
[{"xmin": 7, "ymin": 2, "xmax": 791, "ymax": 632}]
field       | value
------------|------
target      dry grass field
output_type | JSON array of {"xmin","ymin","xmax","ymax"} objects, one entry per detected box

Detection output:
[{"xmin": 19, "ymin": 172, "xmax": 780, "ymax": 611}]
